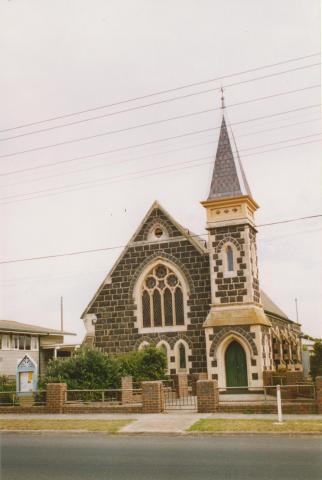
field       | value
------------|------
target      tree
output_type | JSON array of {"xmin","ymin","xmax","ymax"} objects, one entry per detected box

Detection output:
[{"xmin": 310, "ymin": 341, "xmax": 322, "ymax": 380}]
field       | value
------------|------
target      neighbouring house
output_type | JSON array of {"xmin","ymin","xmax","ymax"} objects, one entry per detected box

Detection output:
[
  {"xmin": 301, "ymin": 337, "xmax": 316, "ymax": 379},
  {"xmin": 81, "ymin": 112, "xmax": 303, "ymax": 390},
  {"xmin": 0, "ymin": 319, "xmax": 76, "ymax": 378}
]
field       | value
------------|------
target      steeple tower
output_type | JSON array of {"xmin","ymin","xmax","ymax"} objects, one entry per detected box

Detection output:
[{"xmin": 201, "ymin": 106, "xmax": 270, "ymax": 328}]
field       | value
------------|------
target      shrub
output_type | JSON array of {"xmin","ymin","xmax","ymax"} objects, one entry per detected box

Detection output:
[
  {"xmin": 118, "ymin": 346, "xmax": 167, "ymax": 382},
  {"xmin": 310, "ymin": 341, "xmax": 322, "ymax": 380},
  {"xmin": 43, "ymin": 348, "xmax": 120, "ymax": 389},
  {"xmin": 43, "ymin": 346, "xmax": 168, "ymax": 390}
]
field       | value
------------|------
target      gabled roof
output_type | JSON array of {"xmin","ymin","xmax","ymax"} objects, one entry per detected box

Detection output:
[
  {"xmin": 208, "ymin": 116, "xmax": 252, "ymax": 200},
  {"xmin": 131, "ymin": 201, "xmax": 207, "ymax": 254},
  {"xmin": 0, "ymin": 319, "xmax": 75, "ymax": 336},
  {"xmin": 260, "ymin": 290, "xmax": 291, "ymax": 322},
  {"xmin": 81, "ymin": 201, "xmax": 207, "ymax": 318}
]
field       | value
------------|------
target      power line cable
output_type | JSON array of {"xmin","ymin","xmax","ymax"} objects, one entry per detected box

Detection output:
[
  {"xmin": 1, "ymin": 214, "xmax": 321, "ymax": 265},
  {"xmin": 1, "ymin": 137, "xmax": 320, "ymax": 205},
  {"xmin": 2, "ymin": 225, "xmax": 322, "ymax": 286},
  {"xmin": 0, "ymin": 88, "xmax": 320, "ymax": 158},
  {"xmin": 0, "ymin": 82, "xmax": 319, "ymax": 142},
  {"xmin": 0, "ymin": 103, "xmax": 320, "ymax": 176},
  {"xmin": 1, "ymin": 132, "xmax": 320, "ymax": 201},
  {"xmin": 4, "ymin": 116, "xmax": 320, "ymax": 189},
  {"xmin": 1, "ymin": 53, "xmax": 319, "ymax": 133}
]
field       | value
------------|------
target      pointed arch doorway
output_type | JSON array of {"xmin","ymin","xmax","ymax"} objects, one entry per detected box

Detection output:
[{"xmin": 225, "ymin": 340, "xmax": 248, "ymax": 388}]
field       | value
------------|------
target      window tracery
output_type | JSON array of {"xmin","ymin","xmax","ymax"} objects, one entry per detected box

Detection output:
[{"xmin": 141, "ymin": 264, "xmax": 185, "ymax": 328}]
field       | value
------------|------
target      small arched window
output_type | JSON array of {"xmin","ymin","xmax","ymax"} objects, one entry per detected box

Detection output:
[
  {"xmin": 226, "ymin": 245, "xmax": 234, "ymax": 272},
  {"xmin": 178, "ymin": 343, "xmax": 187, "ymax": 370},
  {"xmin": 157, "ymin": 343, "xmax": 169, "ymax": 369},
  {"xmin": 140, "ymin": 264, "xmax": 186, "ymax": 328}
]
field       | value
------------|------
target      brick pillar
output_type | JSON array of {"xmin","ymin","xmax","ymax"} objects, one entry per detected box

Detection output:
[
  {"xmin": 197, "ymin": 380, "xmax": 219, "ymax": 413},
  {"xmin": 286, "ymin": 370, "xmax": 304, "ymax": 384},
  {"xmin": 316, "ymin": 377, "xmax": 322, "ymax": 414},
  {"xmin": 142, "ymin": 381, "xmax": 164, "ymax": 413},
  {"xmin": 176, "ymin": 374, "xmax": 188, "ymax": 398},
  {"xmin": 122, "ymin": 376, "xmax": 133, "ymax": 405},
  {"xmin": 46, "ymin": 383, "xmax": 67, "ymax": 413},
  {"xmin": 191, "ymin": 373, "xmax": 208, "ymax": 396},
  {"xmin": 285, "ymin": 370, "xmax": 304, "ymax": 399},
  {"xmin": 263, "ymin": 370, "xmax": 273, "ymax": 386}
]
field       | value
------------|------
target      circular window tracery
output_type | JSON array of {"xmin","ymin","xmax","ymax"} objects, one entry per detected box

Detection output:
[
  {"xmin": 141, "ymin": 264, "xmax": 185, "ymax": 328},
  {"xmin": 154, "ymin": 227, "xmax": 163, "ymax": 238}
]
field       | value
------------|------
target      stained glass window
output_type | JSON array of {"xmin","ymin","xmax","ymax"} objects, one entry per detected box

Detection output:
[
  {"xmin": 142, "ymin": 290, "xmax": 151, "ymax": 327},
  {"xmin": 141, "ymin": 264, "xmax": 185, "ymax": 328}
]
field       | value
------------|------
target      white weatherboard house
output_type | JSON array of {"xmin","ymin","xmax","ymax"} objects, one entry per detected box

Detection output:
[{"xmin": 0, "ymin": 319, "xmax": 75, "ymax": 377}]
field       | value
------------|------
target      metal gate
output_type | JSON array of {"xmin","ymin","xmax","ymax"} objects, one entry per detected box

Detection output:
[{"xmin": 163, "ymin": 380, "xmax": 197, "ymax": 410}]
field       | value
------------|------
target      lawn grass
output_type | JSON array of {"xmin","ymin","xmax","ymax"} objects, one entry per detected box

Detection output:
[
  {"xmin": 188, "ymin": 419, "xmax": 322, "ymax": 434},
  {"xmin": 0, "ymin": 419, "xmax": 133, "ymax": 433}
]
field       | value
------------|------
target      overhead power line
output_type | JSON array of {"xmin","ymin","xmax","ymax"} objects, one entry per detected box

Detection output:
[
  {"xmin": 0, "ymin": 80, "xmax": 319, "ymax": 142},
  {"xmin": 0, "ymin": 52, "xmax": 319, "ymax": 134},
  {"xmin": 0, "ymin": 103, "xmax": 320, "ymax": 176},
  {"xmin": 0, "ymin": 214, "xmax": 321, "ymax": 265},
  {"xmin": 0, "ymin": 87, "xmax": 320, "ymax": 159},
  {"xmin": 1, "ymin": 137, "xmax": 320, "ymax": 205},
  {"xmin": 4, "ymin": 117, "xmax": 320, "ymax": 189}
]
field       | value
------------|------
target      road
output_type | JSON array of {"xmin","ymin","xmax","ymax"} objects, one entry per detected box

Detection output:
[{"xmin": 1, "ymin": 434, "xmax": 321, "ymax": 480}]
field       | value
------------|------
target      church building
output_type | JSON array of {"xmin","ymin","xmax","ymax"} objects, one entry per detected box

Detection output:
[{"xmin": 82, "ymin": 109, "xmax": 303, "ymax": 389}]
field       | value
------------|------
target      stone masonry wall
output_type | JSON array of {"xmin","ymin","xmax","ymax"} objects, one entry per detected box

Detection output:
[
  {"xmin": 209, "ymin": 224, "xmax": 260, "ymax": 305},
  {"xmin": 89, "ymin": 208, "xmax": 211, "ymax": 375}
]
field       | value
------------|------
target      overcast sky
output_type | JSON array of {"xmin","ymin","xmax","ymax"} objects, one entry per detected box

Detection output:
[{"xmin": 0, "ymin": 0, "xmax": 321, "ymax": 343}]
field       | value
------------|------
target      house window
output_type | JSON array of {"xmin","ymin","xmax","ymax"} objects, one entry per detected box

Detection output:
[
  {"xmin": 226, "ymin": 246, "xmax": 234, "ymax": 272},
  {"xmin": 12, "ymin": 335, "xmax": 19, "ymax": 350},
  {"xmin": 1, "ymin": 335, "xmax": 10, "ymax": 350},
  {"xmin": 31, "ymin": 337, "xmax": 38, "ymax": 350},
  {"xmin": 25, "ymin": 336, "xmax": 31, "ymax": 350},
  {"xmin": 19, "ymin": 336, "xmax": 25, "ymax": 350},
  {"xmin": 141, "ymin": 264, "xmax": 186, "ymax": 328}
]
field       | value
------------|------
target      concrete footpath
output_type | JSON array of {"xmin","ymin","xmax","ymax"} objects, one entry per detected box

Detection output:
[{"xmin": 1, "ymin": 411, "xmax": 321, "ymax": 434}]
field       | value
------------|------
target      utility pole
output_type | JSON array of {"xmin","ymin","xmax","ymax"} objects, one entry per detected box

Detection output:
[
  {"xmin": 60, "ymin": 296, "xmax": 64, "ymax": 332},
  {"xmin": 295, "ymin": 298, "xmax": 299, "ymax": 324}
]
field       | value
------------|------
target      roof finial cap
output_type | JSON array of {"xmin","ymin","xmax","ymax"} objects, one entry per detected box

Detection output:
[{"xmin": 220, "ymin": 86, "xmax": 225, "ymax": 110}]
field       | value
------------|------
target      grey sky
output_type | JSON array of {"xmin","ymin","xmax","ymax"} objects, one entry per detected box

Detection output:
[{"xmin": 0, "ymin": 0, "xmax": 321, "ymax": 342}]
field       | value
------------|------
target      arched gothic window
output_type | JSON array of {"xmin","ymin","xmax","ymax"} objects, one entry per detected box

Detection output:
[
  {"xmin": 141, "ymin": 264, "xmax": 185, "ymax": 328},
  {"xmin": 226, "ymin": 245, "xmax": 234, "ymax": 272},
  {"xmin": 157, "ymin": 342, "xmax": 169, "ymax": 370},
  {"xmin": 178, "ymin": 343, "xmax": 187, "ymax": 370}
]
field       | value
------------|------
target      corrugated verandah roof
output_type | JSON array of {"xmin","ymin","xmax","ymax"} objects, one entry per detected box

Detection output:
[{"xmin": 0, "ymin": 319, "xmax": 75, "ymax": 335}]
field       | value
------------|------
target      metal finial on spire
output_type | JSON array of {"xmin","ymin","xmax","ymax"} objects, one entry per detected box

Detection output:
[{"xmin": 220, "ymin": 87, "xmax": 225, "ymax": 110}]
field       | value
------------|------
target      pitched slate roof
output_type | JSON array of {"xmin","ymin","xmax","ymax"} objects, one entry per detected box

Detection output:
[
  {"xmin": 208, "ymin": 116, "xmax": 252, "ymax": 200},
  {"xmin": 260, "ymin": 290, "xmax": 291, "ymax": 321},
  {"xmin": 0, "ymin": 319, "xmax": 75, "ymax": 336}
]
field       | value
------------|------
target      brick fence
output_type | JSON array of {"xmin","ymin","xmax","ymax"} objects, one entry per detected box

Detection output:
[
  {"xmin": 196, "ymin": 380, "xmax": 219, "ymax": 413},
  {"xmin": 0, "ymin": 377, "xmax": 321, "ymax": 414}
]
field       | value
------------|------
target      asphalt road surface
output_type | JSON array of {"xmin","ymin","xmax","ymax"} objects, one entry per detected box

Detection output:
[{"xmin": 1, "ymin": 434, "xmax": 321, "ymax": 480}]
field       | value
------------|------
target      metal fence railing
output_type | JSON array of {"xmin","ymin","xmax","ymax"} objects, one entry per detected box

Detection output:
[
  {"xmin": 162, "ymin": 379, "xmax": 197, "ymax": 410},
  {"xmin": 218, "ymin": 384, "xmax": 316, "ymax": 403},
  {"xmin": 0, "ymin": 390, "xmax": 47, "ymax": 406},
  {"xmin": 65, "ymin": 388, "xmax": 142, "ymax": 405}
]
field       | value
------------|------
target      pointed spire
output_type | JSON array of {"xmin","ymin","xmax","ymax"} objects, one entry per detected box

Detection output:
[{"xmin": 208, "ymin": 114, "xmax": 252, "ymax": 200}]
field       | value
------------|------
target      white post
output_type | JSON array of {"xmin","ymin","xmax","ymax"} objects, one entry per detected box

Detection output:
[{"xmin": 276, "ymin": 384, "xmax": 283, "ymax": 423}]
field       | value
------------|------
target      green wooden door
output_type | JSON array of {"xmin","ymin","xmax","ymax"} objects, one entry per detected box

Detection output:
[{"xmin": 225, "ymin": 341, "xmax": 248, "ymax": 387}]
